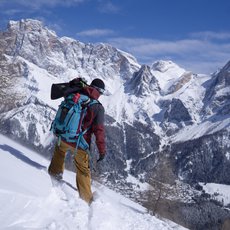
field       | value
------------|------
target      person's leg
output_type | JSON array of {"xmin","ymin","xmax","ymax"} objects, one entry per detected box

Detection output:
[
  {"xmin": 74, "ymin": 149, "xmax": 93, "ymax": 203},
  {"xmin": 48, "ymin": 140, "xmax": 69, "ymax": 179}
]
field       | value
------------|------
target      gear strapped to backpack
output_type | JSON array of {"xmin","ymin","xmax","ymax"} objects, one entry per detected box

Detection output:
[{"xmin": 51, "ymin": 92, "xmax": 98, "ymax": 150}]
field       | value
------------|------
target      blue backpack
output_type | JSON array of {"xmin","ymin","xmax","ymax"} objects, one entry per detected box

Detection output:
[{"xmin": 51, "ymin": 93, "xmax": 98, "ymax": 150}]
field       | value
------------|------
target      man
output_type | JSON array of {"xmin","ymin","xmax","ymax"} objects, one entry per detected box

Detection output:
[{"xmin": 48, "ymin": 78, "xmax": 106, "ymax": 204}]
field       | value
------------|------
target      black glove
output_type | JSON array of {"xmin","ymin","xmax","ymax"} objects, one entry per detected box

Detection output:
[
  {"xmin": 97, "ymin": 154, "xmax": 105, "ymax": 162},
  {"xmin": 69, "ymin": 77, "xmax": 88, "ymax": 87}
]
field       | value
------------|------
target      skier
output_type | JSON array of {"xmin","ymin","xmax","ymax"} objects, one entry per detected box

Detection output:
[{"xmin": 48, "ymin": 78, "xmax": 106, "ymax": 204}]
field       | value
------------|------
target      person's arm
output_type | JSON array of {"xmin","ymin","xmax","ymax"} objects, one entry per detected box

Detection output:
[{"xmin": 92, "ymin": 105, "xmax": 106, "ymax": 155}]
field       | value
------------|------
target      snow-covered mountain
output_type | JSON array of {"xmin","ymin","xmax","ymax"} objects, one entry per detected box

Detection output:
[
  {"xmin": 0, "ymin": 134, "xmax": 188, "ymax": 230},
  {"xmin": 0, "ymin": 19, "xmax": 230, "ymax": 229}
]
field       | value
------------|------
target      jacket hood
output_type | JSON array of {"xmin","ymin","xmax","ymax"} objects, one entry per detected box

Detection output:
[{"xmin": 82, "ymin": 86, "xmax": 101, "ymax": 100}]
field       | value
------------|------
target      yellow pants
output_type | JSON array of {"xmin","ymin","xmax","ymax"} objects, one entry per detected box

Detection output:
[{"xmin": 48, "ymin": 140, "xmax": 93, "ymax": 203}]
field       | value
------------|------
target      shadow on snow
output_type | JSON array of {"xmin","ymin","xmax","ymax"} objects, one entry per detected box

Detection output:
[{"xmin": 0, "ymin": 144, "xmax": 47, "ymax": 170}]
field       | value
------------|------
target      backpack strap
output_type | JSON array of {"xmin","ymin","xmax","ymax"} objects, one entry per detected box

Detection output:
[
  {"xmin": 80, "ymin": 99, "xmax": 99, "ymax": 134},
  {"xmin": 74, "ymin": 99, "xmax": 99, "ymax": 151}
]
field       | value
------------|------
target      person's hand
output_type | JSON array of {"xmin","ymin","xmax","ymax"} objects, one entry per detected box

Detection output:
[{"xmin": 97, "ymin": 154, "xmax": 105, "ymax": 162}]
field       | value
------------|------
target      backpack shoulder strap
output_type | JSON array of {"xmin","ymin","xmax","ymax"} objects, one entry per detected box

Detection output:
[
  {"xmin": 81, "ymin": 99, "xmax": 100, "ymax": 133},
  {"xmin": 88, "ymin": 99, "xmax": 100, "ymax": 107}
]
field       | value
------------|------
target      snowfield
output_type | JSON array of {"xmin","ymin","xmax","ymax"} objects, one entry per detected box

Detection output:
[
  {"xmin": 0, "ymin": 134, "xmax": 187, "ymax": 230},
  {"xmin": 200, "ymin": 183, "xmax": 230, "ymax": 206}
]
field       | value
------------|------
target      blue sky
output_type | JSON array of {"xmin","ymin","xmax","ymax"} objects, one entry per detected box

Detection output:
[{"xmin": 0, "ymin": 0, "xmax": 230, "ymax": 74}]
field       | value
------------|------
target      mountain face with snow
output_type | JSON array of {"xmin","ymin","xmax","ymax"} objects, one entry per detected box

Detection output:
[
  {"xmin": 203, "ymin": 61, "xmax": 230, "ymax": 116},
  {"xmin": 0, "ymin": 19, "xmax": 230, "ymax": 229}
]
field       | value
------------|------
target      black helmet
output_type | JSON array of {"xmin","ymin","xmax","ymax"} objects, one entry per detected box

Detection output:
[{"xmin": 90, "ymin": 78, "xmax": 105, "ymax": 94}]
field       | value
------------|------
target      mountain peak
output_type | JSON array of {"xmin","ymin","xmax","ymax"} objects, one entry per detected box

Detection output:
[
  {"xmin": 126, "ymin": 64, "xmax": 159, "ymax": 97},
  {"xmin": 222, "ymin": 60, "xmax": 230, "ymax": 72},
  {"xmin": 8, "ymin": 19, "xmax": 42, "ymax": 30},
  {"xmin": 151, "ymin": 60, "xmax": 181, "ymax": 73},
  {"xmin": 7, "ymin": 19, "xmax": 57, "ymax": 36}
]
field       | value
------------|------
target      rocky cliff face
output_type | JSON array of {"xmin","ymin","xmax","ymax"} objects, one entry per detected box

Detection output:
[
  {"xmin": 0, "ymin": 19, "xmax": 230, "ymax": 229},
  {"xmin": 203, "ymin": 61, "xmax": 230, "ymax": 116},
  {"xmin": 126, "ymin": 64, "xmax": 160, "ymax": 97}
]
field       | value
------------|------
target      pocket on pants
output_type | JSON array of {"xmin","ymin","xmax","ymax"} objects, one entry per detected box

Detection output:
[{"xmin": 74, "ymin": 149, "xmax": 90, "ymax": 175}]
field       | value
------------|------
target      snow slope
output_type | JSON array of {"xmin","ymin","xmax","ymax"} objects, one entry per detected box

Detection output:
[
  {"xmin": 0, "ymin": 134, "xmax": 187, "ymax": 230},
  {"xmin": 200, "ymin": 183, "xmax": 230, "ymax": 206}
]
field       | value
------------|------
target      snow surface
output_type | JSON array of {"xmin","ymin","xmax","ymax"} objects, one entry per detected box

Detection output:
[
  {"xmin": 200, "ymin": 183, "xmax": 230, "ymax": 206},
  {"xmin": 0, "ymin": 134, "xmax": 187, "ymax": 230},
  {"xmin": 171, "ymin": 116, "xmax": 230, "ymax": 143},
  {"xmin": 151, "ymin": 60, "xmax": 186, "ymax": 94}
]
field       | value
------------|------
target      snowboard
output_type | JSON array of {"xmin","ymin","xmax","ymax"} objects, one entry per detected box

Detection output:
[
  {"xmin": 51, "ymin": 83, "xmax": 70, "ymax": 100},
  {"xmin": 51, "ymin": 83, "xmax": 84, "ymax": 100}
]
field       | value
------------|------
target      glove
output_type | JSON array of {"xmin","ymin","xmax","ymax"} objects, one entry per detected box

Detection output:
[
  {"xmin": 69, "ymin": 77, "xmax": 88, "ymax": 87},
  {"xmin": 97, "ymin": 154, "xmax": 105, "ymax": 162},
  {"xmin": 69, "ymin": 78, "xmax": 81, "ymax": 87}
]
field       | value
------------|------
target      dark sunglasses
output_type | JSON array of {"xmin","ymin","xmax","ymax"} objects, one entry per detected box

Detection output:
[{"xmin": 92, "ymin": 85, "xmax": 105, "ymax": 94}]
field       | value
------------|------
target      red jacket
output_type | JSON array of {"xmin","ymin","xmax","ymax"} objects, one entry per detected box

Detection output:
[{"xmin": 64, "ymin": 86, "xmax": 106, "ymax": 155}]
